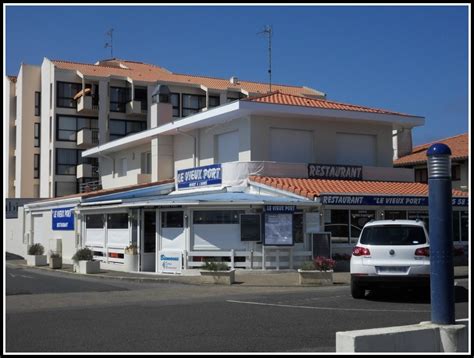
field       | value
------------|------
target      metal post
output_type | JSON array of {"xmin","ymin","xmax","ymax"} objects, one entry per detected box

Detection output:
[{"xmin": 427, "ymin": 143, "xmax": 455, "ymax": 325}]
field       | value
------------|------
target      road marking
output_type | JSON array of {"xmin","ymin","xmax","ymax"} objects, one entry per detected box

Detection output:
[
  {"xmin": 226, "ymin": 300, "xmax": 430, "ymax": 313},
  {"xmin": 8, "ymin": 273, "xmax": 34, "ymax": 279}
]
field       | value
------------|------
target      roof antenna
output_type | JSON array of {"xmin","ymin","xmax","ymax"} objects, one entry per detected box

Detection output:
[
  {"xmin": 257, "ymin": 25, "xmax": 272, "ymax": 93},
  {"xmin": 104, "ymin": 28, "xmax": 114, "ymax": 58}
]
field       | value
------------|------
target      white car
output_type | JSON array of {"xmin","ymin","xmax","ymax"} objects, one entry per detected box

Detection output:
[{"xmin": 350, "ymin": 219, "xmax": 430, "ymax": 299}]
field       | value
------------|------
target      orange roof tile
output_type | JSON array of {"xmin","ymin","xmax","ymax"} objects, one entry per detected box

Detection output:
[
  {"xmin": 244, "ymin": 91, "xmax": 421, "ymax": 117},
  {"xmin": 394, "ymin": 133, "xmax": 468, "ymax": 166},
  {"xmin": 51, "ymin": 59, "xmax": 320, "ymax": 97},
  {"xmin": 249, "ymin": 176, "xmax": 468, "ymax": 200}
]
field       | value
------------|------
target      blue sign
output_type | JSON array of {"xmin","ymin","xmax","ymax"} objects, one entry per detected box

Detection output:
[
  {"xmin": 177, "ymin": 164, "xmax": 222, "ymax": 189},
  {"xmin": 52, "ymin": 207, "xmax": 75, "ymax": 230},
  {"xmin": 320, "ymin": 195, "xmax": 468, "ymax": 207},
  {"xmin": 265, "ymin": 205, "xmax": 296, "ymax": 213}
]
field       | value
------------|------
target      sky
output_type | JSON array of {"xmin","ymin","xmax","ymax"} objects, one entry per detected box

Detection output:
[{"xmin": 4, "ymin": 4, "xmax": 469, "ymax": 146}]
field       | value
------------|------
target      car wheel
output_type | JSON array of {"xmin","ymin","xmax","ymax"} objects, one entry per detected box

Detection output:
[{"xmin": 351, "ymin": 280, "xmax": 366, "ymax": 299}]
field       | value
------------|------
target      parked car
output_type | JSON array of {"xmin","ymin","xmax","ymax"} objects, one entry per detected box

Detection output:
[{"xmin": 350, "ymin": 220, "xmax": 430, "ymax": 299}]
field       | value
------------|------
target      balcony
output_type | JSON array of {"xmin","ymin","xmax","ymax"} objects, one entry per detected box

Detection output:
[
  {"xmin": 79, "ymin": 179, "xmax": 102, "ymax": 193},
  {"xmin": 77, "ymin": 128, "xmax": 99, "ymax": 148},
  {"xmin": 126, "ymin": 100, "xmax": 146, "ymax": 117},
  {"xmin": 77, "ymin": 95, "xmax": 98, "ymax": 114},
  {"xmin": 77, "ymin": 164, "xmax": 99, "ymax": 179}
]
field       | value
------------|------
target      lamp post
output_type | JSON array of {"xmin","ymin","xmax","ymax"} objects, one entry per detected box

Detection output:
[{"xmin": 427, "ymin": 143, "xmax": 455, "ymax": 324}]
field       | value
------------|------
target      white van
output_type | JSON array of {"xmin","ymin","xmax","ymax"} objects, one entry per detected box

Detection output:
[{"xmin": 350, "ymin": 220, "xmax": 430, "ymax": 299}]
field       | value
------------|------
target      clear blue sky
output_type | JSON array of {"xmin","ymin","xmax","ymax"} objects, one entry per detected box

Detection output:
[{"xmin": 5, "ymin": 5, "xmax": 469, "ymax": 145}]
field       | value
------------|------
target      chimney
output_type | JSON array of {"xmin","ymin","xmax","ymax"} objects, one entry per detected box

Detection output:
[
  {"xmin": 151, "ymin": 85, "xmax": 173, "ymax": 128},
  {"xmin": 229, "ymin": 76, "xmax": 239, "ymax": 85}
]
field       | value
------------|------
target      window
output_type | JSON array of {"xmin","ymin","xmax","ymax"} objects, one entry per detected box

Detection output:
[
  {"xmin": 118, "ymin": 157, "xmax": 127, "ymax": 177},
  {"xmin": 107, "ymin": 213, "xmax": 129, "ymax": 229},
  {"xmin": 34, "ymin": 92, "xmax": 41, "ymax": 116},
  {"xmin": 293, "ymin": 212, "xmax": 304, "ymax": 243},
  {"xmin": 193, "ymin": 210, "xmax": 244, "ymax": 224},
  {"xmin": 56, "ymin": 115, "xmax": 98, "ymax": 142},
  {"xmin": 55, "ymin": 181, "xmax": 77, "ymax": 197},
  {"xmin": 384, "ymin": 210, "xmax": 407, "ymax": 220},
  {"xmin": 325, "ymin": 210, "xmax": 349, "ymax": 244},
  {"xmin": 161, "ymin": 211, "xmax": 184, "ymax": 228},
  {"xmin": 109, "ymin": 119, "xmax": 146, "ymax": 140},
  {"xmin": 360, "ymin": 225, "xmax": 427, "ymax": 246},
  {"xmin": 226, "ymin": 92, "xmax": 245, "ymax": 102},
  {"xmin": 182, "ymin": 93, "xmax": 206, "ymax": 117},
  {"xmin": 415, "ymin": 168, "xmax": 428, "ymax": 183},
  {"xmin": 460, "ymin": 211, "xmax": 468, "ymax": 241},
  {"xmin": 34, "ymin": 123, "xmax": 40, "ymax": 147},
  {"xmin": 57, "ymin": 82, "xmax": 82, "ymax": 108},
  {"xmin": 134, "ymin": 87, "xmax": 147, "ymax": 111},
  {"xmin": 141, "ymin": 152, "xmax": 151, "ymax": 174},
  {"xmin": 56, "ymin": 148, "xmax": 85, "ymax": 175},
  {"xmin": 171, "ymin": 93, "xmax": 180, "ymax": 117},
  {"xmin": 86, "ymin": 214, "xmax": 104, "ymax": 229},
  {"xmin": 209, "ymin": 95, "xmax": 220, "ymax": 107},
  {"xmin": 350, "ymin": 210, "xmax": 375, "ymax": 243},
  {"xmin": 110, "ymin": 87, "xmax": 129, "ymax": 112},
  {"xmin": 34, "ymin": 154, "xmax": 40, "ymax": 179},
  {"xmin": 451, "ymin": 165, "xmax": 461, "ymax": 181}
]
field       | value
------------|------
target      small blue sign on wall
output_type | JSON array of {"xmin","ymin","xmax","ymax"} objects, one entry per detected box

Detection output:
[
  {"xmin": 177, "ymin": 164, "xmax": 222, "ymax": 189},
  {"xmin": 52, "ymin": 207, "xmax": 75, "ymax": 231}
]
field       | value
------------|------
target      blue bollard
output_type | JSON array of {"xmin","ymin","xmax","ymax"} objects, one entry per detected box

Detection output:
[{"xmin": 427, "ymin": 143, "xmax": 455, "ymax": 324}]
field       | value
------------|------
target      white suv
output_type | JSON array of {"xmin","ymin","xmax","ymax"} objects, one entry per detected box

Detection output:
[{"xmin": 350, "ymin": 220, "xmax": 430, "ymax": 299}]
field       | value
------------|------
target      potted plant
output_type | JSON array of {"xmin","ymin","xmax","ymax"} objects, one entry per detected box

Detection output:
[
  {"xmin": 26, "ymin": 243, "xmax": 47, "ymax": 266},
  {"xmin": 124, "ymin": 244, "xmax": 138, "ymax": 272},
  {"xmin": 200, "ymin": 260, "xmax": 235, "ymax": 285},
  {"xmin": 298, "ymin": 256, "xmax": 336, "ymax": 285},
  {"xmin": 72, "ymin": 247, "xmax": 100, "ymax": 274},
  {"xmin": 49, "ymin": 251, "xmax": 62, "ymax": 269}
]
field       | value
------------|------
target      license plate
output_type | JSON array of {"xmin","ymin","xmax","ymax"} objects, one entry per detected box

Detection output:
[{"xmin": 376, "ymin": 266, "xmax": 408, "ymax": 274}]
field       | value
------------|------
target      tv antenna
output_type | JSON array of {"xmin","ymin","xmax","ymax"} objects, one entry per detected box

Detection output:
[
  {"xmin": 257, "ymin": 25, "xmax": 273, "ymax": 93},
  {"xmin": 104, "ymin": 28, "xmax": 114, "ymax": 58}
]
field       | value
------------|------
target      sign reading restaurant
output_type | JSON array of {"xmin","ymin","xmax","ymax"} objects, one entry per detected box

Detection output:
[
  {"xmin": 308, "ymin": 163, "xmax": 362, "ymax": 180},
  {"xmin": 177, "ymin": 164, "xmax": 222, "ymax": 189},
  {"xmin": 320, "ymin": 195, "xmax": 468, "ymax": 207}
]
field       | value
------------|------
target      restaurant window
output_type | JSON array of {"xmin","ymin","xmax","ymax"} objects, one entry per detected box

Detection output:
[
  {"xmin": 193, "ymin": 210, "xmax": 244, "ymax": 224},
  {"xmin": 350, "ymin": 210, "xmax": 375, "ymax": 243},
  {"xmin": 110, "ymin": 87, "xmax": 129, "ymax": 112},
  {"xmin": 182, "ymin": 93, "xmax": 206, "ymax": 117},
  {"xmin": 407, "ymin": 211, "xmax": 429, "ymax": 232},
  {"xmin": 171, "ymin": 93, "xmax": 180, "ymax": 117},
  {"xmin": 34, "ymin": 154, "xmax": 40, "ymax": 179},
  {"xmin": 414, "ymin": 168, "xmax": 428, "ymax": 183},
  {"xmin": 86, "ymin": 214, "xmax": 104, "ymax": 229},
  {"xmin": 451, "ymin": 165, "xmax": 461, "ymax": 181},
  {"xmin": 384, "ymin": 210, "xmax": 407, "ymax": 220},
  {"xmin": 161, "ymin": 211, "xmax": 184, "ymax": 228},
  {"xmin": 34, "ymin": 123, "xmax": 41, "ymax": 147},
  {"xmin": 57, "ymin": 82, "xmax": 82, "ymax": 108},
  {"xmin": 324, "ymin": 209, "xmax": 349, "ymax": 244},
  {"xmin": 34, "ymin": 92, "xmax": 41, "ymax": 116},
  {"xmin": 293, "ymin": 212, "xmax": 304, "ymax": 244},
  {"xmin": 107, "ymin": 213, "xmax": 129, "ymax": 229}
]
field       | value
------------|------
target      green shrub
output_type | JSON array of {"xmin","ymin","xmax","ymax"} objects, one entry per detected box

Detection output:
[
  {"xmin": 300, "ymin": 261, "xmax": 316, "ymax": 270},
  {"xmin": 49, "ymin": 251, "xmax": 61, "ymax": 259},
  {"xmin": 28, "ymin": 243, "xmax": 44, "ymax": 255},
  {"xmin": 201, "ymin": 260, "xmax": 229, "ymax": 271},
  {"xmin": 72, "ymin": 248, "xmax": 93, "ymax": 263}
]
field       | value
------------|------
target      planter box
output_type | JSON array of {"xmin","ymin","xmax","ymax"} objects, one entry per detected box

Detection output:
[
  {"xmin": 26, "ymin": 255, "xmax": 47, "ymax": 267},
  {"xmin": 124, "ymin": 254, "xmax": 138, "ymax": 272},
  {"xmin": 298, "ymin": 269, "xmax": 333, "ymax": 285},
  {"xmin": 75, "ymin": 260, "xmax": 100, "ymax": 274},
  {"xmin": 200, "ymin": 269, "xmax": 235, "ymax": 285},
  {"xmin": 49, "ymin": 257, "xmax": 62, "ymax": 269}
]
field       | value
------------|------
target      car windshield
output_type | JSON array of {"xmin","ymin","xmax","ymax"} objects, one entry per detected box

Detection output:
[{"xmin": 359, "ymin": 225, "xmax": 427, "ymax": 246}]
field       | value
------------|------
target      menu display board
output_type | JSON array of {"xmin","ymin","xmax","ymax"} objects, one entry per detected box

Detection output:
[
  {"xmin": 240, "ymin": 214, "xmax": 261, "ymax": 242},
  {"xmin": 264, "ymin": 213, "xmax": 293, "ymax": 246}
]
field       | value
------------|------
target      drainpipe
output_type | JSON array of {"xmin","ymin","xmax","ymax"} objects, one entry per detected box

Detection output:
[{"xmin": 176, "ymin": 128, "xmax": 198, "ymax": 168}]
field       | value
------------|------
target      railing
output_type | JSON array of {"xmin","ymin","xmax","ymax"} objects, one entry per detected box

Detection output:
[
  {"xmin": 79, "ymin": 179, "xmax": 102, "ymax": 193},
  {"xmin": 91, "ymin": 129, "xmax": 99, "ymax": 144}
]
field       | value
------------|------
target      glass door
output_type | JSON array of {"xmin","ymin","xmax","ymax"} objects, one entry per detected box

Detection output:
[{"xmin": 141, "ymin": 210, "xmax": 156, "ymax": 272}]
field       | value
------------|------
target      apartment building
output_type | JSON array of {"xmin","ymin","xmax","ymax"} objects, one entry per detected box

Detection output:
[
  {"xmin": 6, "ymin": 57, "xmax": 325, "ymax": 199},
  {"xmin": 394, "ymin": 133, "xmax": 469, "ymax": 192}
]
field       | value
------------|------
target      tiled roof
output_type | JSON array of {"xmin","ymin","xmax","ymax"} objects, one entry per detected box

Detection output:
[
  {"xmin": 51, "ymin": 59, "xmax": 321, "ymax": 97},
  {"xmin": 394, "ymin": 133, "xmax": 469, "ymax": 166},
  {"xmin": 244, "ymin": 91, "xmax": 420, "ymax": 117},
  {"xmin": 249, "ymin": 176, "xmax": 468, "ymax": 200},
  {"xmin": 36, "ymin": 179, "xmax": 174, "ymax": 204}
]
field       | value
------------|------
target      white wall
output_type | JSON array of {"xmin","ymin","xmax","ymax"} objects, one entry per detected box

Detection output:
[{"xmin": 5, "ymin": 207, "xmax": 27, "ymax": 258}]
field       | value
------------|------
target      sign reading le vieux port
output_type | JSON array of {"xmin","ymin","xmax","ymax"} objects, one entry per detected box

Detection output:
[{"xmin": 177, "ymin": 164, "xmax": 222, "ymax": 189}]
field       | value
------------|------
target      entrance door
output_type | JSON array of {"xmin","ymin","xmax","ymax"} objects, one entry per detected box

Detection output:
[
  {"xmin": 141, "ymin": 211, "xmax": 156, "ymax": 272},
  {"xmin": 32, "ymin": 214, "xmax": 46, "ymax": 248},
  {"xmin": 160, "ymin": 211, "xmax": 185, "ymax": 251}
]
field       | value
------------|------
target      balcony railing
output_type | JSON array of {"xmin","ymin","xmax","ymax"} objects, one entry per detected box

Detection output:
[
  {"xmin": 77, "ymin": 164, "xmax": 99, "ymax": 179},
  {"xmin": 77, "ymin": 128, "xmax": 99, "ymax": 148},
  {"xmin": 126, "ymin": 100, "xmax": 146, "ymax": 116},
  {"xmin": 77, "ymin": 95, "xmax": 98, "ymax": 113},
  {"xmin": 79, "ymin": 179, "xmax": 102, "ymax": 193}
]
